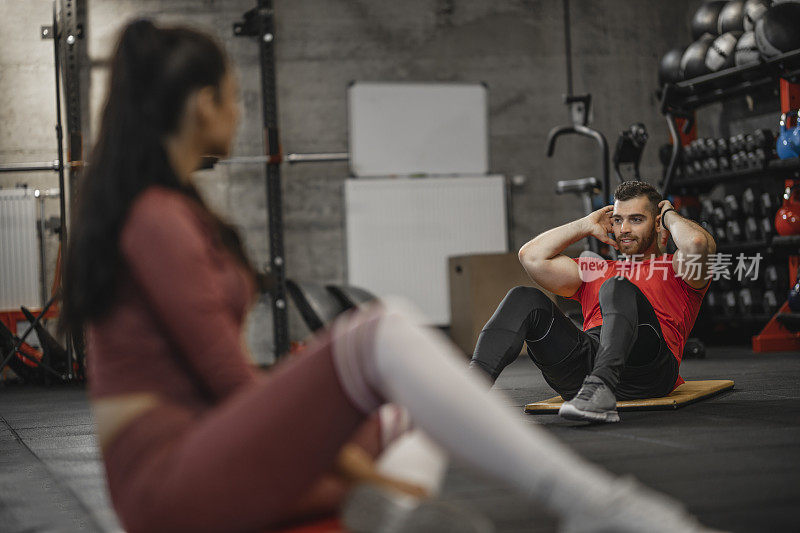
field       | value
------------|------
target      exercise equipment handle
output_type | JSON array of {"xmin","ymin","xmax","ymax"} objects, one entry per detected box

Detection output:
[{"xmin": 546, "ymin": 124, "xmax": 611, "ymax": 205}]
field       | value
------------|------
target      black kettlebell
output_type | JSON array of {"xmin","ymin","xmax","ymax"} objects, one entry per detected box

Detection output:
[
  {"xmin": 789, "ymin": 272, "xmax": 800, "ymax": 312},
  {"xmin": 683, "ymin": 338, "xmax": 706, "ymax": 359}
]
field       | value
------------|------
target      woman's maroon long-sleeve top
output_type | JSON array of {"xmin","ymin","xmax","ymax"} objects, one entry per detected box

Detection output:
[{"xmin": 86, "ymin": 186, "xmax": 258, "ymax": 411}]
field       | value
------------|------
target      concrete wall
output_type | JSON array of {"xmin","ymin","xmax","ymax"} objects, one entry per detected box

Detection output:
[{"xmin": 1, "ymin": 0, "xmax": 705, "ymax": 362}]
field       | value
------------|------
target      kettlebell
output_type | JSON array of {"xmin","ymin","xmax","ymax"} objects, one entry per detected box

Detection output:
[
  {"xmin": 791, "ymin": 116, "xmax": 800, "ymax": 156},
  {"xmin": 775, "ymin": 182, "xmax": 800, "ymax": 236},
  {"xmin": 683, "ymin": 338, "xmax": 706, "ymax": 359},
  {"xmin": 777, "ymin": 111, "xmax": 799, "ymax": 160},
  {"xmin": 789, "ymin": 272, "xmax": 800, "ymax": 313}
]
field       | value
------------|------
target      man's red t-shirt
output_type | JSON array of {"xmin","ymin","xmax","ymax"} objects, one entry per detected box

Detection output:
[{"xmin": 569, "ymin": 254, "xmax": 710, "ymax": 390}]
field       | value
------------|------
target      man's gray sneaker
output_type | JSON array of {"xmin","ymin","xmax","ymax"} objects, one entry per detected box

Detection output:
[{"xmin": 558, "ymin": 375, "xmax": 619, "ymax": 423}]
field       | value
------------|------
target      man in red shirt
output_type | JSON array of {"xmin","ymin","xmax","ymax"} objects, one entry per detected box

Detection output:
[{"xmin": 469, "ymin": 181, "xmax": 715, "ymax": 423}]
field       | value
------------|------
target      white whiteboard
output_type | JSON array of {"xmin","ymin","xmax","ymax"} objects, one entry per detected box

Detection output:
[
  {"xmin": 345, "ymin": 176, "xmax": 507, "ymax": 325},
  {"xmin": 348, "ymin": 82, "xmax": 488, "ymax": 177}
]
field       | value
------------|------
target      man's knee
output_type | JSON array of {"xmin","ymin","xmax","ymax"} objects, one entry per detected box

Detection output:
[
  {"xmin": 503, "ymin": 286, "xmax": 551, "ymax": 310},
  {"xmin": 599, "ymin": 277, "xmax": 636, "ymax": 301}
]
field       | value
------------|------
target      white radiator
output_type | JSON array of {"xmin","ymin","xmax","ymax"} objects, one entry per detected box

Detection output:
[
  {"xmin": 0, "ymin": 189, "xmax": 41, "ymax": 310},
  {"xmin": 345, "ymin": 176, "xmax": 507, "ymax": 325}
]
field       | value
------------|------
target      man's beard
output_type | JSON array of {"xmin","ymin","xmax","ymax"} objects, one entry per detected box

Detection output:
[{"xmin": 619, "ymin": 231, "xmax": 657, "ymax": 256}]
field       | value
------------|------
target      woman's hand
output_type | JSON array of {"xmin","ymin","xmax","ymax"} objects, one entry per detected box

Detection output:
[{"xmin": 580, "ymin": 205, "xmax": 618, "ymax": 250}]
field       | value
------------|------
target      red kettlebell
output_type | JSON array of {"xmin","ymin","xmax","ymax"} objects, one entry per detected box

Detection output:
[{"xmin": 775, "ymin": 181, "xmax": 800, "ymax": 236}]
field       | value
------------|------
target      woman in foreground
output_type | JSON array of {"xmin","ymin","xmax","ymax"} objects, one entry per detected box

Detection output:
[{"xmin": 61, "ymin": 19, "xmax": 716, "ymax": 533}]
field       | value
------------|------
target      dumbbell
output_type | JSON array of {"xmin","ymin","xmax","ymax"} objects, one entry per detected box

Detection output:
[
  {"xmin": 745, "ymin": 151, "xmax": 760, "ymax": 169},
  {"xmin": 744, "ymin": 217, "xmax": 761, "ymax": 242},
  {"xmin": 705, "ymin": 291, "xmax": 720, "ymax": 313},
  {"xmin": 738, "ymin": 150, "xmax": 750, "ymax": 169},
  {"xmin": 753, "ymin": 148, "xmax": 768, "ymax": 168},
  {"xmin": 752, "ymin": 129, "xmax": 775, "ymax": 152},
  {"xmin": 718, "ymin": 156, "xmax": 731, "ymax": 172},
  {"xmin": 703, "ymin": 157, "xmax": 719, "ymax": 174},
  {"xmin": 723, "ymin": 194, "xmax": 742, "ymax": 219},
  {"xmin": 763, "ymin": 290, "xmax": 780, "ymax": 316},
  {"xmin": 693, "ymin": 159, "xmax": 704, "ymax": 175},
  {"xmin": 764, "ymin": 264, "xmax": 788, "ymax": 292},
  {"xmin": 716, "ymin": 137, "xmax": 729, "ymax": 157},
  {"xmin": 694, "ymin": 140, "xmax": 708, "ymax": 162},
  {"xmin": 738, "ymin": 287, "xmax": 763, "ymax": 315},
  {"xmin": 728, "ymin": 135, "xmax": 738, "ymax": 153},
  {"xmin": 739, "ymin": 255, "xmax": 763, "ymax": 287},
  {"xmin": 687, "ymin": 139, "xmax": 703, "ymax": 162},
  {"xmin": 742, "ymin": 188, "xmax": 757, "ymax": 217},
  {"xmin": 732, "ymin": 151, "xmax": 751, "ymax": 170},
  {"xmin": 714, "ymin": 223, "xmax": 728, "ymax": 243},
  {"xmin": 711, "ymin": 205, "xmax": 727, "ymax": 226},
  {"xmin": 744, "ymin": 133, "xmax": 756, "ymax": 152},
  {"xmin": 700, "ymin": 198, "xmax": 715, "ymax": 218},
  {"xmin": 704, "ymin": 138, "xmax": 718, "ymax": 158},
  {"xmin": 758, "ymin": 191, "xmax": 776, "ymax": 218},
  {"xmin": 726, "ymin": 219, "xmax": 744, "ymax": 241},
  {"xmin": 732, "ymin": 133, "xmax": 746, "ymax": 153},
  {"xmin": 759, "ymin": 217, "xmax": 774, "ymax": 240},
  {"xmin": 722, "ymin": 290, "xmax": 739, "ymax": 316}
]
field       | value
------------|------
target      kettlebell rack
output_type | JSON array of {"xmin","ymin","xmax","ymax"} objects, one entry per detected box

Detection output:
[{"xmin": 658, "ymin": 48, "xmax": 800, "ymax": 352}]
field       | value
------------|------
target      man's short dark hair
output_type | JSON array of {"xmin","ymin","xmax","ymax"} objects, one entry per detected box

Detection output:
[{"xmin": 613, "ymin": 180, "xmax": 662, "ymax": 216}]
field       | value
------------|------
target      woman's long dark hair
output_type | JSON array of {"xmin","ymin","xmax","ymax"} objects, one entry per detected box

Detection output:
[{"xmin": 61, "ymin": 19, "xmax": 254, "ymax": 338}]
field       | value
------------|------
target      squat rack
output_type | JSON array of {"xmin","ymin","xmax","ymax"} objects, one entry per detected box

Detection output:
[{"xmin": 0, "ymin": 0, "xmax": 86, "ymax": 382}]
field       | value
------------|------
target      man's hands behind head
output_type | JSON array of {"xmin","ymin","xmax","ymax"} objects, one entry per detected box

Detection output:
[{"xmin": 581, "ymin": 205, "xmax": 618, "ymax": 250}]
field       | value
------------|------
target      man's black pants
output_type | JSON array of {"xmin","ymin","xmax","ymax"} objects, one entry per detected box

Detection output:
[{"xmin": 469, "ymin": 277, "xmax": 678, "ymax": 400}]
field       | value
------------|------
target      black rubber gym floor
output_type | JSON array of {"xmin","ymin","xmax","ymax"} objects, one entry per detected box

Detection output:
[{"xmin": 1, "ymin": 346, "xmax": 797, "ymax": 532}]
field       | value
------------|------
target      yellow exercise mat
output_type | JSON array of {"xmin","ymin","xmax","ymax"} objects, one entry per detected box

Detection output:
[{"xmin": 524, "ymin": 380, "xmax": 735, "ymax": 414}]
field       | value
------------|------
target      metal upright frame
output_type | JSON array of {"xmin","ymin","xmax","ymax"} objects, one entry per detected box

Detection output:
[{"xmin": 234, "ymin": 1, "xmax": 290, "ymax": 358}]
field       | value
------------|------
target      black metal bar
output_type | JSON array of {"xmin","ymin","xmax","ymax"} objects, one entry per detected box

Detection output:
[
  {"xmin": 59, "ymin": 0, "xmax": 87, "ymax": 379},
  {"xmin": 52, "ymin": 0, "xmax": 75, "ymax": 380},
  {"xmin": 661, "ymin": 112, "xmax": 681, "ymax": 198},
  {"xmin": 0, "ymin": 161, "xmax": 61, "ymax": 172},
  {"xmin": 235, "ymin": 1, "xmax": 290, "ymax": 359},
  {"xmin": 562, "ymin": 0, "xmax": 572, "ymax": 97}
]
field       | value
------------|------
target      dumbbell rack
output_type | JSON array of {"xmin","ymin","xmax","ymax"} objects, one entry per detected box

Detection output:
[{"xmin": 659, "ymin": 49, "xmax": 800, "ymax": 352}]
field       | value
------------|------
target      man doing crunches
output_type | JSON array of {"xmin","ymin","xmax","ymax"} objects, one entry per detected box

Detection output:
[{"xmin": 470, "ymin": 181, "xmax": 715, "ymax": 423}]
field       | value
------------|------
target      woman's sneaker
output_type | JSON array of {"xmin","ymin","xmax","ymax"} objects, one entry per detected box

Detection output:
[{"xmin": 558, "ymin": 376, "xmax": 619, "ymax": 423}]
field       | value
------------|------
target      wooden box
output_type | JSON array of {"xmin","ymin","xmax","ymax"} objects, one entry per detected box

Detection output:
[{"xmin": 448, "ymin": 252, "xmax": 557, "ymax": 357}]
